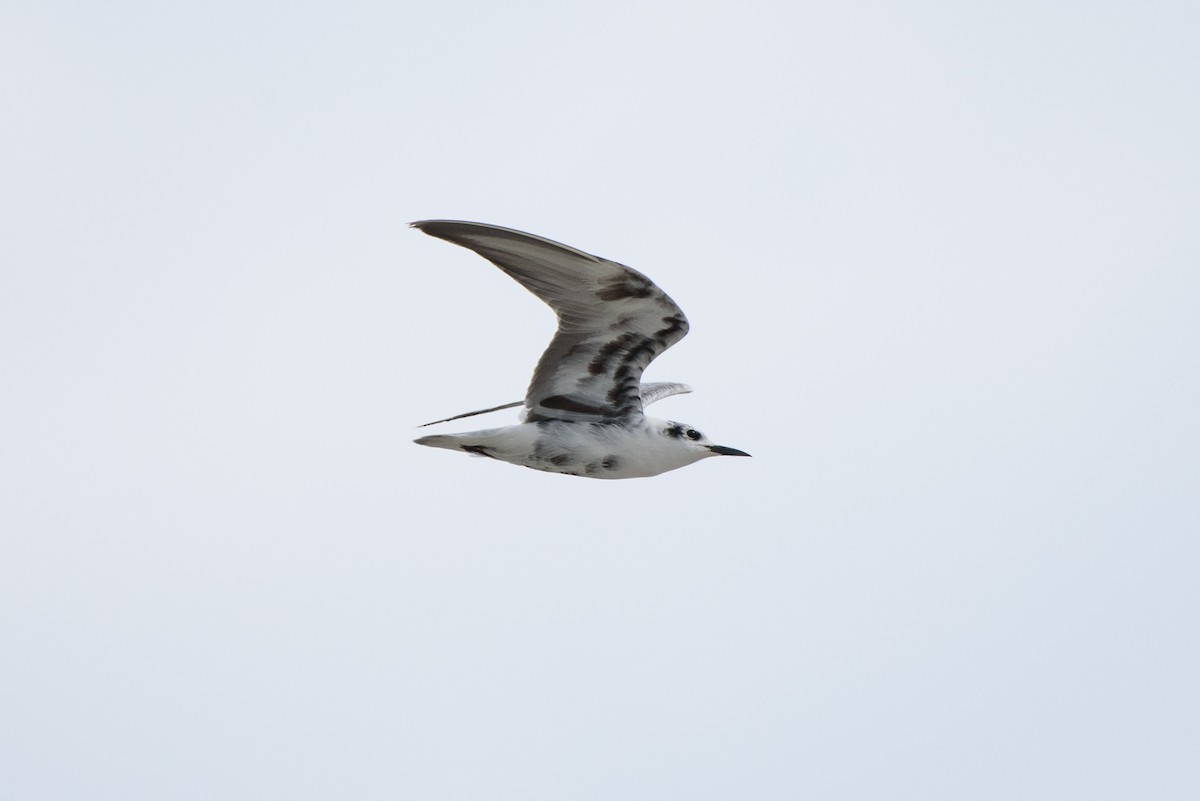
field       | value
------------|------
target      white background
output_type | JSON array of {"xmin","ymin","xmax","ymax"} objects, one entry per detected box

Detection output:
[{"xmin": 3, "ymin": 1, "xmax": 1198, "ymax": 798}]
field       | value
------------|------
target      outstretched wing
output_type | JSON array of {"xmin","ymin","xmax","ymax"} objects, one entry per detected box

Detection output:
[
  {"xmin": 416, "ymin": 382, "xmax": 693, "ymax": 428},
  {"xmin": 412, "ymin": 221, "xmax": 690, "ymax": 422}
]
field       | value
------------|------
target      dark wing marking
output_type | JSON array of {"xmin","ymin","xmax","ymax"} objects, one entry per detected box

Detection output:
[{"xmin": 412, "ymin": 221, "xmax": 690, "ymax": 422}]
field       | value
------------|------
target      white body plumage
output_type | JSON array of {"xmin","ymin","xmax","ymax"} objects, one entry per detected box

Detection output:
[{"xmin": 416, "ymin": 416, "xmax": 735, "ymax": 480}]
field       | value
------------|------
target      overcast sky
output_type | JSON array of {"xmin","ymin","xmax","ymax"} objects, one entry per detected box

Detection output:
[{"xmin": 3, "ymin": 1, "xmax": 1198, "ymax": 799}]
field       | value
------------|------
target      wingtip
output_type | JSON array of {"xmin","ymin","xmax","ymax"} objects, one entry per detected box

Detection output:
[
  {"xmin": 410, "ymin": 219, "xmax": 454, "ymax": 231},
  {"xmin": 410, "ymin": 219, "xmax": 475, "ymax": 240},
  {"xmin": 416, "ymin": 400, "xmax": 525, "ymax": 428}
]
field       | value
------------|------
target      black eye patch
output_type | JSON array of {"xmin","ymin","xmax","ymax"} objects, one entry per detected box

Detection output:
[{"xmin": 667, "ymin": 425, "xmax": 684, "ymax": 438}]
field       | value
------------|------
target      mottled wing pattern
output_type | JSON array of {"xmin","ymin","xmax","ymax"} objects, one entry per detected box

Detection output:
[{"xmin": 412, "ymin": 221, "xmax": 690, "ymax": 422}]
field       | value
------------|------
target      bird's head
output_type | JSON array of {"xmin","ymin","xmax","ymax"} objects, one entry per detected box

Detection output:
[{"xmin": 660, "ymin": 421, "xmax": 751, "ymax": 461}]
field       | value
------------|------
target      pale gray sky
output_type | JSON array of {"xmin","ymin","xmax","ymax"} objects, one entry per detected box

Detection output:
[{"xmin": 3, "ymin": 1, "xmax": 1198, "ymax": 799}]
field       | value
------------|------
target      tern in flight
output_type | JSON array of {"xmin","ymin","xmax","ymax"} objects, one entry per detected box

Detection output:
[{"xmin": 412, "ymin": 221, "xmax": 750, "ymax": 479}]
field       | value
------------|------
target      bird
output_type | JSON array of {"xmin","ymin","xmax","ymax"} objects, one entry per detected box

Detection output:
[{"xmin": 411, "ymin": 221, "xmax": 750, "ymax": 479}]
